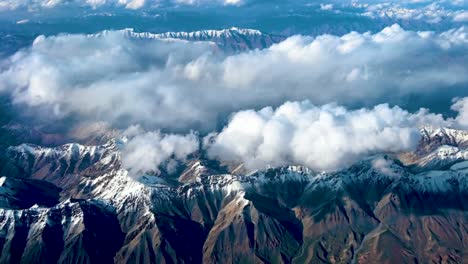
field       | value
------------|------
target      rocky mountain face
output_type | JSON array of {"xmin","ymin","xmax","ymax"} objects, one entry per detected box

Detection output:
[
  {"xmin": 0, "ymin": 128, "xmax": 466, "ymax": 264},
  {"xmin": 400, "ymin": 127, "xmax": 468, "ymax": 172}
]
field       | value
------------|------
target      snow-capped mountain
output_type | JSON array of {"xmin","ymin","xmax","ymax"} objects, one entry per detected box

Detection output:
[
  {"xmin": 400, "ymin": 127, "xmax": 468, "ymax": 172},
  {"xmin": 0, "ymin": 128, "xmax": 467, "ymax": 263},
  {"xmin": 127, "ymin": 27, "xmax": 286, "ymax": 52}
]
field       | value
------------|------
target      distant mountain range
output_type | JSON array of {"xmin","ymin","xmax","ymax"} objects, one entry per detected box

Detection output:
[
  {"xmin": 127, "ymin": 27, "xmax": 286, "ymax": 52},
  {"xmin": 0, "ymin": 127, "xmax": 466, "ymax": 263},
  {"xmin": 0, "ymin": 27, "xmax": 285, "ymax": 58}
]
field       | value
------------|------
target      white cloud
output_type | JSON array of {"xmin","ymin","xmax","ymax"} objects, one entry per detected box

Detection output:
[
  {"xmin": 223, "ymin": 0, "xmax": 243, "ymax": 5},
  {"xmin": 85, "ymin": 0, "xmax": 109, "ymax": 8},
  {"xmin": 121, "ymin": 127, "xmax": 199, "ymax": 176},
  {"xmin": 16, "ymin": 19, "xmax": 30, "ymax": 24},
  {"xmin": 0, "ymin": 0, "xmax": 244, "ymax": 10},
  {"xmin": 0, "ymin": 0, "xmax": 465, "ymax": 12},
  {"xmin": 360, "ymin": 2, "xmax": 467, "ymax": 24},
  {"xmin": 0, "ymin": 0, "xmax": 150, "ymax": 10},
  {"xmin": 320, "ymin": 3, "xmax": 333, "ymax": 10},
  {"xmin": 452, "ymin": 97, "xmax": 468, "ymax": 129},
  {"xmin": 119, "ymin": 0, "xmax": 146, "ymax": 9},
  {"xmin": 0, "ymin": 26, "xmax": 466, "ymax": 134},
  {"xmin": 0, "ymin": 0, "xmax": 61, "ymax": 10},
  {"xmin": 371, "ymin": 157, "xmax": 400, "ymax": 177},
  {"xmin": 117, "ymin": 97, "xmax": 467, "ymax": 175},
  {"xmin": 453, "ymin": 11, "xmax": 468, "ymax": 22},
  {"xmin": 174, "ymin": 0, "xmax": 244, "ymax": 5},
  {"xmin": 205, "ymin": 101, "xmax": 449, "ymax": 171}
]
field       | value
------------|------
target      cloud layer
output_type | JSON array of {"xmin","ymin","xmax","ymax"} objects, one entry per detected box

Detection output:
[
  {"xmin": 0, "ymin": 0, "xmax": 242, "ymax": 11},
  {"xmin": 206, "ymin": 101, "xmax": 448, "ymax": 171},
  {"xmin": 1, "ymin": 1, "xmax": 467, "ymax": 176},
  {"xmin": 452, "ymin": 97, "xmax": 468, "ymax": 129},
  {"xmin": 119, "ymin": 96, "xmax": 468, "ymax": 175},
  {"xmin": 0, "ymin": 24, "xmax": 467, "ymax": 175},
  {"xmin": 0, "ymin": 25, "xmax": 466, "ymax": 134},
  {"xmin": 357, "ymin": 2, "xmax": 468, "ymax": 24}
]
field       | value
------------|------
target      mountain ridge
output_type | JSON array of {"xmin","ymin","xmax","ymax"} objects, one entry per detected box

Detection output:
[{"xmin": 0, "ymin": 127, "xmax": 466, "ymax": 263}]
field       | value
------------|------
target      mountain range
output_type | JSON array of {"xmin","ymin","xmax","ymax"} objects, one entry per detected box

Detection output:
[
  {"xmin": 0, "ymin": 127, "xmax": 466, "ymax": 263},
  {"xmin": 0, "ymin": 27, "xmax": 285, "ymax": 59},
  {"xmin": 127, "ymin": 27, "xmax": 286, "ymax": 52}
]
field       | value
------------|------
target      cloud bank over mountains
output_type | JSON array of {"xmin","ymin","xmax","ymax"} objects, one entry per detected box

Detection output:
[
  {"xmin": 205, "ymin": 101, "xmax": 451, "ymax": 171},
  {"xmin": 0, "ymin": 24, "xmax": 467, "ymax": 174},
  {"xmin": 0, "ymin": 25, "xmax": 467, "ymax": 133},
  {"xmin": 122, "ymin": 98, "xmax": 467, "ymax": 174}
]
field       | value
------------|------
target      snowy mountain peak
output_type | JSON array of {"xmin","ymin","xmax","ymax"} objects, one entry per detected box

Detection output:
[
  {"xmin": 154, "ymin": 27, "xmax": 264, "ymax": 39},
  {"xmin": 119, "ymin": 27, "xmax": 285, "ymax": 52},
  {"xmin": 0, "ymin": 128, "xmax": 467, "ymax": 263},
  {"xmin": 420, "ymin": 126, "xmax": 468, "ymax": 147}
]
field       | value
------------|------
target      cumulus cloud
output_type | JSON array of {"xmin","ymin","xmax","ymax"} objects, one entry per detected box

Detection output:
[
  {"xmin": 205, "ymin": 101, "xmax": 449, "ymax": 171},
  {"xmin": 121, "ymin": 126, "xmax": 199, "ymax": 176},
  {"xmin": 0, "ymin": 0, "xmax": 61, "ymax": 10},
  {"xmin": 452, "ymin": 97, "xmax": 468, "ymax": 129},
  {"xmin": 0, "ymin": 30, "xmax": 216, "ymax": 131},
  {"xmin": 0, "ymin": 26, "xmax": 466, "ymax": 134},
  {"xmin": 453, "ymin": 11, "xmax": 468, "ymax": 22},
  {"xmin": 320, "ymin": 3, "xmax": 333, "ymax": 10},
  {"xmin": 358, "ymin": 2, "xmax": 468, "ymax": 24},
  {"xmin": 120, "ymin": 96, "xmax": 467, "ymax": 175}
]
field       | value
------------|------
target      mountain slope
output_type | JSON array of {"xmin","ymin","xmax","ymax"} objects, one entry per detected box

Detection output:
[{"xmin": 0, "ymin": 129, "xmax": 466, "ymax": 263}]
